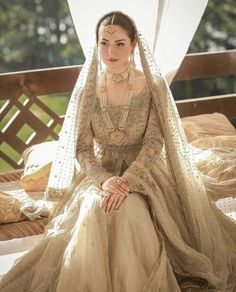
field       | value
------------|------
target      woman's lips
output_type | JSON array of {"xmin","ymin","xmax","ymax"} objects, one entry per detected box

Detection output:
[{"xmin": 107, "ymin": 58, "xmax": 119, "ymax": 62}]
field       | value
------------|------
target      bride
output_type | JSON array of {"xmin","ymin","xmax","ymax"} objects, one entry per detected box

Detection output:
[{"xmin": 0, "ymin": 11, "xmax": 235, "ymax": 292}]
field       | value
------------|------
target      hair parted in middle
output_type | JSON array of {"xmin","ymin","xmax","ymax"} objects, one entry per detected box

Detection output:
[{"xmin": 96, "ymin": 11, "xmax": 137, "ymax": 43}]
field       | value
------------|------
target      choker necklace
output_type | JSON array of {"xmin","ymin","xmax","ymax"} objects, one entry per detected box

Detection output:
[
  {"xmin": 106, "ymin": 67, "xmax": 130, "ymax": 84},
  {"xmin": 99, "ymin": 69, "xmax": 135, "ymax": 145}
]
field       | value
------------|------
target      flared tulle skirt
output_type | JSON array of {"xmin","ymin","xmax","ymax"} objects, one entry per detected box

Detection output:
[{"xmin": 0, "ymin": 175, "xmax": 181, "ymax": 292}]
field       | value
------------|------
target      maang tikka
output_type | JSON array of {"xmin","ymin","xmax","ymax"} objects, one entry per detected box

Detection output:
[{"xmin": 104, "ymin": 14, "xmax": 117, "ymax": 36}]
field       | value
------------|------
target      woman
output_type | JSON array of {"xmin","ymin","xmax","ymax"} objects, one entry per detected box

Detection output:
[{"xmin": 0, "ymin": 11, "xmax": 235, "ymax": 292}]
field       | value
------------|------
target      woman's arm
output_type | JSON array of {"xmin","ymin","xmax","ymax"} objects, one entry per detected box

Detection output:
[
  {"xmin": 76, "ymin": 123, "xmax": 113, "ymax": 188},
  {"xmin": 122, "ymin": 101, "xmax": 164, "ymax": 189}
]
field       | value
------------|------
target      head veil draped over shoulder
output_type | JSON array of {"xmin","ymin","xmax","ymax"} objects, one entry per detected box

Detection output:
[
  {"xmin": 45, "ymin": 11, "xmax": 202, "ymax": 206},
  {"xmin": 44, "ymin": 11, "xmax": 236, "ymax": 290}
]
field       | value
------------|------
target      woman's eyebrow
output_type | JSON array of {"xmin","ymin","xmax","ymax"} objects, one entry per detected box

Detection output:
[
  {"xmin": 115, "ymin": 39, "xmax": 126, "ymax": 42},
  {"xmin": 101, "ymin": 38, "xmax": 126, "ymax": 42}
]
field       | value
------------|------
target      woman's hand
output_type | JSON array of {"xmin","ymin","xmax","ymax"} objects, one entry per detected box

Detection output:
[{"xmin": 100, "ymin": 176, "xmax": 129, "ymax": 213}]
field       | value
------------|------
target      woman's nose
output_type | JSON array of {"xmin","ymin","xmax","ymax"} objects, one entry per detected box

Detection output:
[{"xmin": 108, "ymin": 46, "xmax": 116, "ymax": 57}]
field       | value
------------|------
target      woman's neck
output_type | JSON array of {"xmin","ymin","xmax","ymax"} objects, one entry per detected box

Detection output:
[
  {"xmin": 105, "ymin": 64, "xmax": 132, "ymax": 84},
  {"xmin": 105, "ymin": 63, "xmax": 130, "ymax": 74}
]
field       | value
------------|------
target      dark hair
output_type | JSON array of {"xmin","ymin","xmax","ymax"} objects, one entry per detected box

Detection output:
[{"xmin": 96, "ymin": 12, "xmax": 136, "ymax": 43}]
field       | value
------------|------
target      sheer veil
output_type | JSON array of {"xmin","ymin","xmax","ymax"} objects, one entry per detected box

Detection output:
[{"xmin": 42, "ymin": 10, "xmax": 236, "ymax": 290}]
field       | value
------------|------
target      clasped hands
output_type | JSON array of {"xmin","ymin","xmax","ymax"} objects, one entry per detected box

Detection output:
[{"xmin": 100, "ymin": 176, "xmax": 130, "ymax": 213}]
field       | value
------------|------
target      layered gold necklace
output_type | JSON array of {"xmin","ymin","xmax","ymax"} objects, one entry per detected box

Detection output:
[
  {"xmin": 99, "ymin": 69, "xmax": 135, "ymax": 145},
  {"xmin": 106, "ymin": 68, "xmax": 130, "ymax": 84}
]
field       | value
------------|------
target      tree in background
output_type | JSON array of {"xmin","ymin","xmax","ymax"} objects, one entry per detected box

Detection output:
[
  {"xmin": 171, "ymin": 0, "xmax": 236, "ymax": 99},
  {"xmin": 189, "ymin": 0, "xmax": 236, "ymax": 52},
  {"xmin": 0, "ymin": 0, "xmax": 83, "ymax": 73}
]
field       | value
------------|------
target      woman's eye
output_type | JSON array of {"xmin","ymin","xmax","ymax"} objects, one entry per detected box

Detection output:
[
  {"xmin": 100, "ymin": 41, "xmax": 107, "ymax": 46},
  {"xmin": 117, "ymin": 43, "xmax": 125, "ymax": 47}
]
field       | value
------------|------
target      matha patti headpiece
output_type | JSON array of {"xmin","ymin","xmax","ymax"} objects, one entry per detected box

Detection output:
[{"xmin": 104, "ymin": 14, "xmax": 117, "ymax": 35}]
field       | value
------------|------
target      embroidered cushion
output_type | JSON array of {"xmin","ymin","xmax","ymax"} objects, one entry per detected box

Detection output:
[
  {"xmin": 20, "ymin": 141, "xmax": 58, "ymax": 191},
  {"xmin": 182, "ymin": 113, "xmax": 235, "ymax": 143}
]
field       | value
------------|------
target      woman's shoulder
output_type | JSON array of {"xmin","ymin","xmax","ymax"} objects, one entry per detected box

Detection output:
[
  {"xmin": 134, "ymin": 69, "xmax": 150, "ymax": 100},
  {"xmin": 134, "ymin": 69, "xmax": 148, "ymax": 96},
  {"xmin": 134, "ymin": 69, "xmax": 146, "ymax": 82}
]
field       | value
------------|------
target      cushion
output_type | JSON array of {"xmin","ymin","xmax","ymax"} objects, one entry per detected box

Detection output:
[
  {"xmin": 0, "ymin": 169, "xmax": 23, "ymax": 183},
  {"xmin": 0, "ymin": 218, "xmax": 48, "ymax": 240},
  {"xmin": 0, "ymin": 180, "xmax": 50, "ymax": 224},
  {"xmin": 182, "ymin": 113, "xmax": 236, "ymax": 142},
  {"xmin": 191, "ymin": 136, "xmax": 236, "ymax": 149},
  {"xmin": 0, "ymin": 192, "xmax": 26, "ymax": 224},
  {"xmin": 20, "ymin": 141, "xmax": 58, "ymax": 191}
]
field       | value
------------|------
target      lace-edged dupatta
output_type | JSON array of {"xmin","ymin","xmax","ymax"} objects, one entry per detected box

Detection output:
[{"xmin": 43, "ymin": 11, "xmax": 236, "ymax": 289}]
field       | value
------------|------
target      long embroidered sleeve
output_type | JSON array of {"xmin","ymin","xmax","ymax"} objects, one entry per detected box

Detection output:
[
  {"xmin": 122, "ymin": 102, "xmax": 164, "ymax": 190},
  {"xmin": 76, "ymin": 124, "xmax": 113, "ymax": 189},
  {"xmin": 87, "ymin": 88, "xmax": 163, "ymax": 192}
]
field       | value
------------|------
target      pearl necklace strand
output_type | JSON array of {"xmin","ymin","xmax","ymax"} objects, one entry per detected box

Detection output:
[{"xmin": 99, "ymin": 69, "xmax": 135, "ymax": 145}]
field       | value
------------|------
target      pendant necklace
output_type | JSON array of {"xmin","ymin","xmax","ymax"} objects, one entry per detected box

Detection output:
[
  {"xmin": 99, "ymin": 69, "xmax": 135, "ymax": 145},
  {"xmin": 106, "ymin": 67, "xmax": 130, "ymax": 84}
]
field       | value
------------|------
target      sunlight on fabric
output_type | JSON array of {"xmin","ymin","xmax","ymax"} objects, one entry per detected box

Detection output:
[
  {"xmin": 0, "ymin": 252, "xmax": 27, "ymax": 276},
  {"xmin": 216, "ymin": 197, "xmax": 236, "ymax": 222},
  {"xmin": 0, "ymin": 234, "xmax": 43, "ymax": 276},
  {"xmin": 191, "ymin": 147, "xmax": 213, "ymax": 164}
]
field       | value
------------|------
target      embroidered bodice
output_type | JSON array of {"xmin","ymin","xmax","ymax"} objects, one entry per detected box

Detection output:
[{"xmin": 76, "ymin": 85, "xmax": 164, "ymax": 188}]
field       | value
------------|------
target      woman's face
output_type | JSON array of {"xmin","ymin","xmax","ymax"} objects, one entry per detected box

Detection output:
[{"xmin": 98, "ymin": 25, "xmax": 136, "ymax": 72}]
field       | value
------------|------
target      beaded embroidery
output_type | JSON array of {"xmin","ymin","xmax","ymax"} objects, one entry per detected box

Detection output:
[{"xmin": 99, "ymin": 70, "xmax": 135, "ymax": 145}]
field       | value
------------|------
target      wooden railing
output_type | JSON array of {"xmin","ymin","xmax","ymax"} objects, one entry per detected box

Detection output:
[
  {"xmin": 0, "ymin": 50, "xmax": 236, "ymax": 170},
  {"xmin": 174, "ymin": 50, "xmax": 236, "ymax": 118}
]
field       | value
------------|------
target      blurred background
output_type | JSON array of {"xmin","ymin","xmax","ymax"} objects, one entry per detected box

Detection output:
[
  {"xmin": 0, "ymin": 0, "xmax": 235, "ymax": 99},
  {"xmin": 0, "ymin": 0, "xmax": 235, "ymax": 171}
]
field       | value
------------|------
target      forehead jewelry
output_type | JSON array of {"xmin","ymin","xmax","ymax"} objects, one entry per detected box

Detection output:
[
  {"xmin": 104, "ymin": 14, "xmax": 117, "ymax": 36},
  {"xmin": 104, "ymin": 25, "xmax": 117, "ymax": 35}
]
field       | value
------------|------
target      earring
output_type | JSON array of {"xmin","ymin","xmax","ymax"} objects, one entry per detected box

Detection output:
[
  {"xmin": 98, "ymin": 55, "xmax": 103, "ymax": 73},
  {"xmin": 96, "ymin": 47, "xmax": 103, "ymax": 73},
  {"xmin": 129, "ymin": 51, "xmax": 136, "ymax": 70}
]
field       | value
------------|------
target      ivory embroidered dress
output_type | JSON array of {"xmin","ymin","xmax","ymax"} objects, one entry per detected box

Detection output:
[
  {"xmin": 0, "ymin": 86, "xmax": 178, "ymax": 291},
  {"xmin": 0, "ymin": 85, "xmax": 235, "ymax": 291}
]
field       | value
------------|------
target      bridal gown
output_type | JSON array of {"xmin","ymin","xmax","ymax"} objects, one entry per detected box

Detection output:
[{"xmin": 0, "ymin": 84, "xmax": 235, "ymax": 292}]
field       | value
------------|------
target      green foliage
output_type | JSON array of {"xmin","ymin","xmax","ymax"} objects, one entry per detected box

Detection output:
[
  {"xmin": 0, "ymin": 0, "xmax": 84, "ymax": 73},
  {"xmin": 189, "ymin": 0, "xmax": 236, "ymax": 52},
  {"xmin": 171, "ymin": 0, "xmax": 236, "ymax": 99}
]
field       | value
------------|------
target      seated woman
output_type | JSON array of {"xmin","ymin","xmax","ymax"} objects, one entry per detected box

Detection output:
[{"xmin": 0, "ymin": 11, "xmax": 235, "ymax": 292}]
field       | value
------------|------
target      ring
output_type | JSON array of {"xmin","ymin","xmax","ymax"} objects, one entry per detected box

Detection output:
[
  {"xmin": 122, "ymin": 179, "xmax": 128, "ymax": 184},
  {"xmin": 114, "ymin": 178, "xmax": 126, "ymax": 185}
]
